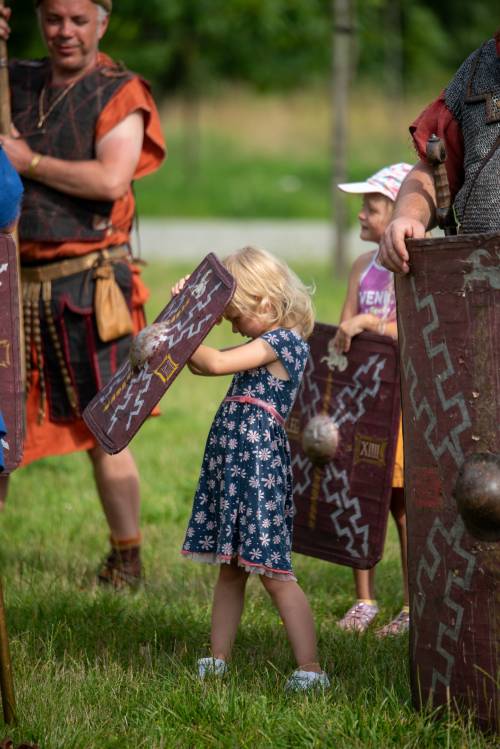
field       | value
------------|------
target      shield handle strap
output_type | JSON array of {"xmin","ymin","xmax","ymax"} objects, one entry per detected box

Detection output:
[{"xmin": 426, "ymin": 134, "xmax": 457, "ymax": 236}]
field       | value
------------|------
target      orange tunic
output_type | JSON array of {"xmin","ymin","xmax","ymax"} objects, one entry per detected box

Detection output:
[
  {"xmin": 21, "ymin": 60, "xmax": 165, "ymax": 465},
  {"xmin": 392, "ymin": 419, "xmax": 404, "ymax": 489}
]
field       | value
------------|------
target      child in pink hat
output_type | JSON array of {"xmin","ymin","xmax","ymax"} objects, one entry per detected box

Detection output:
[{"xmin": 333, "ymin": 162, "xmax": 412, "ymax": 636}]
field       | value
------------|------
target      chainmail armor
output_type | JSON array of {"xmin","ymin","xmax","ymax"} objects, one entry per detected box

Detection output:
[{"xmin": 444, "ymin": 39, "xmax": 500, "ymax": 233}]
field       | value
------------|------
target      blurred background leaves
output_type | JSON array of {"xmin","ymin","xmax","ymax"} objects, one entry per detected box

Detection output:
[{"xmin": 8, "ymin": 0, "xmax": 498, "ymax": 96}]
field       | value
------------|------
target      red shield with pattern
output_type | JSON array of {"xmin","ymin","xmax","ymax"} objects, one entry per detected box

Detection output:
[
  {"xmin": 0, "ymin": 234, "xmax": 24, "ymax": 472},
  {"xmin": 289, "ymin": 322, "xmax": 401, "ymax": 569},
  {"xmin": 396, "ymin": 232, "xmax": 500, "ymax": 731},
  {"xmin": 84, "ymin": 253, "xmax": 235, "ymax": 454}
]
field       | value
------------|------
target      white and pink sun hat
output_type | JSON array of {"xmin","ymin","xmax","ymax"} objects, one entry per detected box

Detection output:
[{"xmin": 338, "ymin": 162, "xmax": 413, "ymax": 202}]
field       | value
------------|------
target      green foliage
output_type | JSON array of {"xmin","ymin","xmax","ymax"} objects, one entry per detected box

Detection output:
[
  {"xmin": 402, "ymin": 3, "xmax": 452, "ymax": 87},
  {"xmin": 103, "ymin": 0, "xmax": 331, "ymax": 94},
  {"xmin": 7, "ymin": 0, "xmax": 499, "ymax": 95}
]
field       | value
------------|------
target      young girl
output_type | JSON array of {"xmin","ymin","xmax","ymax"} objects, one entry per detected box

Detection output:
[
  {"xmin": 334, "ymin": 163, "xmax": 412, "ymax": 636},
  {"xmin": 173, "ymin": 246, "xmax": 329, "ymax": 690}
]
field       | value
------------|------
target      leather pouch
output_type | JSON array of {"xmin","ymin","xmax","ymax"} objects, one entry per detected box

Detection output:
[{"xmin": 93, "ymin": 262, "xmax": 133, "ymax": 342}]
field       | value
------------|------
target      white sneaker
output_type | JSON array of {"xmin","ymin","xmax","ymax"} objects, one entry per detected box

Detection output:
[
  {"xmin": 197, "ymin": 657, "xmax": 227, "ymax": 679},
  {"xmin": 285, "ymin": 669, "xmax": 330, "ymax": 691}
]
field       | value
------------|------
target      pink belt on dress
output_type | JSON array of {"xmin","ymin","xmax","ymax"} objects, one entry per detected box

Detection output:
[{"xmin": 223, "ymin": 395, "xmax": 285, "ymax": 427}]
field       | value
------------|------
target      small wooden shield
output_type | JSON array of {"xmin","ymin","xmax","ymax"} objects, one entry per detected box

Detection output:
[
  {"xmin": 289, "ymin": 322, "xmax": 401, "ymax": 569},
  {"xmin": 0, "ymin": 234, "xmax": 24, "ymax": 472},
  {"xmin": 83, "ymin": 253, "xmax": 235, "ymax": 454},
  {"xmin": 396, "ymin": 232, "xmax": 500, "ymax": 731}
]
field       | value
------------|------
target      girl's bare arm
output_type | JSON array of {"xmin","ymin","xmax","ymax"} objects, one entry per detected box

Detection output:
[
  {"xmin": 338, "ymin": 251, "xmax": 373, "ymax": 324},
  {"xmin": 189, "ymin": 338, "xmax": 278, "ymax": 376}
]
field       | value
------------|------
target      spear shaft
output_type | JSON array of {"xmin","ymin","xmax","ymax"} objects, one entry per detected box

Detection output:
[
  {"xmin": 0, "ymin": 579, "xmax": 15, "ymax": 725},
  {"xmin": 0, "ymin": 0, "xmax": 11, "ymax": 134},
  {"xmin": 0, "ymin": 0, "xmax": 17, "ymax": 728}
]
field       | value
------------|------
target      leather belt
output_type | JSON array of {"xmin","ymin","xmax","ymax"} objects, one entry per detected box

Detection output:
[
  {"xmin": 21, "ymin": 245, "xmax": 130, "ymax": 283},
  {"xmin": 223, "ymin": 395, "xmax": 285, "ymax": 427}
]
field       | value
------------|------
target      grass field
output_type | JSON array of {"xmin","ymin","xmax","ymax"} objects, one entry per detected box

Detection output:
[
  {"xmin": 134, "ymin": 87, "xmax": 430, "ymax": 223},
  {"xmin": 0, "ymin": 261, "xmax": 495, "ymax": 748}
]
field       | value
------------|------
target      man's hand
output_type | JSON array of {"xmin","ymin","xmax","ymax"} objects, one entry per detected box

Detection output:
[
  {"xmin": 0, "ymin": 127, "xmax": 35, "ymax": 175},
  {"xmin": 1, "ymin": 111, "xmax": 144, "ymax": 200},
  {"xmin": 0, "ymin": 4, "xmax": 11, "ymax": 41},
  {"xmin": 378, "ymin": 217, "xmax": 426, "ymax": 274}
]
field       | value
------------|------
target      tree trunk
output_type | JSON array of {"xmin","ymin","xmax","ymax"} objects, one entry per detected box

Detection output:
[
  {"xmin": 384, "ymin": 0, "xmax": 404, "ymax": 101},
  {"xmin": 332, "ymin": 0, "xmax": 353, "ymax": 278}
]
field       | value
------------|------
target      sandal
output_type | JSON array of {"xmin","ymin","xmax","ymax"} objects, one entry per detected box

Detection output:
[
  {"xmin": 375, "ymin": 608, "xmax": 410, "ymax": 638},
  {"xmin": 337, "ymin": 601, "xmax": 379, "ymax": 632}
]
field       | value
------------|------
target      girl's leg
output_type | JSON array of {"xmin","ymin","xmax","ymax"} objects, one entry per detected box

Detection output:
[
  {"xmin": 375, "ymin": 487, "xmax": 410, "ymax": 637},
  {"xmin": 260, "ymin": 576, "xmax": 321, "ymax": 672},
  {"xmin": 210, "ymin": 560, "xmax": 249, "ymax": 661},
  {"xmin": 353, "ymin": 567, "xmax": 376, "ymax": 601},
  {"xmin": 390, "ymin": 487, "xmax": 409, "ymax": 606}
]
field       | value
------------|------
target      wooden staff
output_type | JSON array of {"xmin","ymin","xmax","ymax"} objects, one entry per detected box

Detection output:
[
  {"xmin": 0, "ymin": 0, "xmax": 11, "ymax": 134},
  {"xmin": 0, "ymin": 0, "xmax": 25, "ymax": 387},
  {"xmin": 0, "ymin": 0, "xmax": 17, "ymax": 728},
  {"xmin": 0, "ymin": 579, "xmax": 15, "ymax": 725}
]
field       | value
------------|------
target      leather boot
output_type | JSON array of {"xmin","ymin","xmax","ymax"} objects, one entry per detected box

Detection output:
[{"xmin": 97, "ymin": 536, "xmax": 142, "ymax": 590}]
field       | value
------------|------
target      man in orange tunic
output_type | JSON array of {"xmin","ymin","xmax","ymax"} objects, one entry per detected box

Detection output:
[{"xmin": 0, "ymin": 0, "xmax": 166, "ymax": 587}]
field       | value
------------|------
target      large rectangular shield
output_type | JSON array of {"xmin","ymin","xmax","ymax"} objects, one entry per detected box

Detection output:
[
  {"xmin": 0, "ymin": 234, "xmax": 23, "ymax": 472},
  {"xmin": 83, "ymin": 253, "xmax": 235, "ymax": 454},
  {"xmin": 396, "ymin": 232, "xmax": 500, "ymax": 731},
  {"xmin": 289, "ymin": 322, "xmax": 401, "ymax": 569}
]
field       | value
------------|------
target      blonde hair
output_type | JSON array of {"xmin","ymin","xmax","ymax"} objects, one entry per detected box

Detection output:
[{"xmin": 222, "ymin": 246, "xmax": 315, "ymax": 339}]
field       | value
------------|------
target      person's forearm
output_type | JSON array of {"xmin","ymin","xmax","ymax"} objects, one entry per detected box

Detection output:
[
  {"xmin": 358, "ymin": 314, "xmax": 398, "ymax": 339},
  {"xmin": 189, "ymin": 345, "xmax": 223, "ymax": 375},
  {"xmin": 187, "ymin": 360, "xmax": 210, "ymax": 376},
  {"xmin": 392, "ymin": 160, "xmax": 437, "ymax": 230},
  {"xmin": 23, "ymin": 154, "xmax": 130, "ymax": 201},
  {"xmin": 376, "ymin": 319, "xmax": 397, "ymax": 339}
]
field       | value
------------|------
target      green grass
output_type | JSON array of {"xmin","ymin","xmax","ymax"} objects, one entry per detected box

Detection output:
[
  {"xmin": 135, "ymin": 132, "xmax": 416, "ymax": 223},
  {"xmin": 134, "ymin": 87, "xmax": 421, "ymax": 222},
  {"xmin": 136, "ymin": 135, "xmax": 329, "ymax": 219},
  {"xmin": 0, "ymin": 262, "xmax": 495, "ymax": 748}
]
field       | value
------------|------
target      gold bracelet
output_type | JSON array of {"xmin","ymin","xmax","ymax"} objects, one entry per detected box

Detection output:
[{"xmin": 28, "ymin": 153, "xmax": 43, "ymax": 178}]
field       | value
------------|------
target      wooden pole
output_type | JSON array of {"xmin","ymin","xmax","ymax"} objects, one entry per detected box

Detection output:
[
  {"xmin": 332, "ymin": 0, "xmax": 353, "ymax": 278},
  {"xmin": 0, "ymin": 2, "xmax": 17, "ymax": 726},
  {"xmin": 0, "ymin": 578, "xmax": 16, "ymax": 725},
  {"xmin": 0, "ymin": 0, "xmax": 11, "ymax": 134},
  {"xmin": 0, "ymin": 0, "xmax": 25, "ymax": 389}
]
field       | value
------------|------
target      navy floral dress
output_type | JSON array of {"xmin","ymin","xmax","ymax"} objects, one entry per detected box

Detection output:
[{"xmin": 182, "ymin": 328, "xmax": 309, "ymax": 580}]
